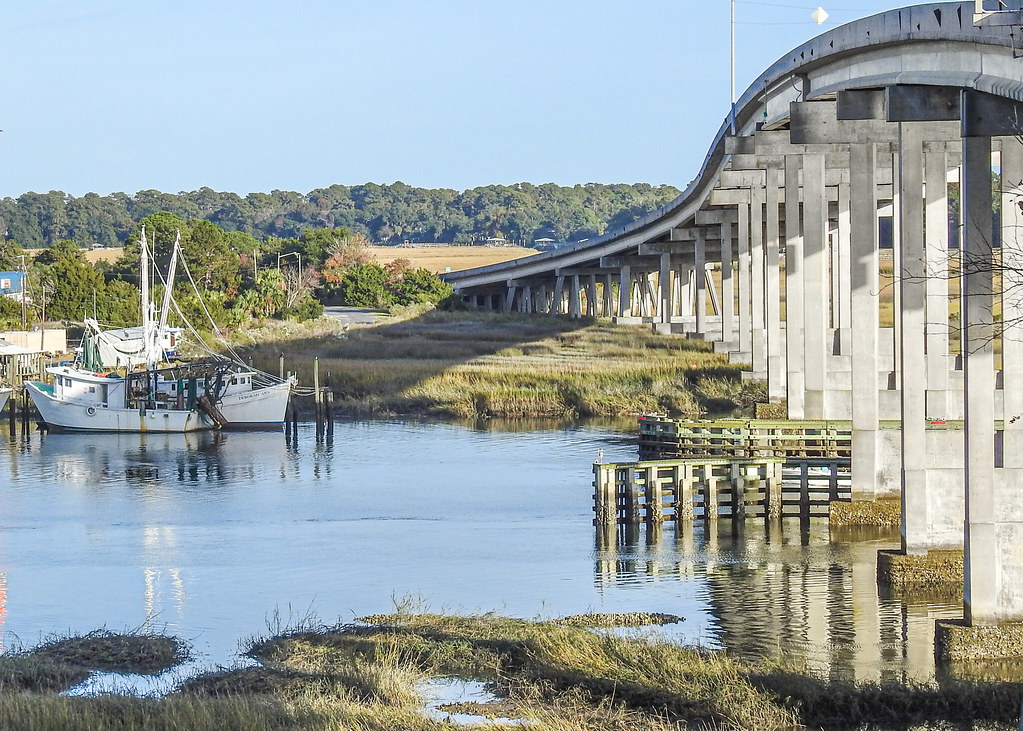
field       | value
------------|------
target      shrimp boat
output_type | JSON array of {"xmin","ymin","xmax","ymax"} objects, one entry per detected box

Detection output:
[{"xmin": 25, "ymin": 229, "xmax": 293, "ymax": 433}]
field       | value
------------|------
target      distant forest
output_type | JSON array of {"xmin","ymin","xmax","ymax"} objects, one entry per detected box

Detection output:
[{"xmin": 0, "ymin": 182, "xmax": 682, "ymax": 249}]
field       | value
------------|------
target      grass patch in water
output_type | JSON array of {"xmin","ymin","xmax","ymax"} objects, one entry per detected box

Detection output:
[
  {"xmin": 555, "ymin": 612, "xmax": 683, "ymax": 628},
  {"xmin": 0, "ymin": 630, "xmax": 189, "ymax": 694},
  {"xmin": 2, "ymin": 614, "xmax": 1021, "ymax": 729}
]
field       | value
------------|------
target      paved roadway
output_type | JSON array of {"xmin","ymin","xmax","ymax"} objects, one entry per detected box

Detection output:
[{"xmin": 322, "ymin": 306, "xmax": 381, "ymax": 328}]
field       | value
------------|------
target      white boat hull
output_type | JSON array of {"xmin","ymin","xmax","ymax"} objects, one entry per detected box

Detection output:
[
  {"xmin": 0, "ymin": 387, "xmax": 10, "ymax": 415},
  {"xmin": 26, "ymin": 381, "xmax": 211, "ymax": 433},
  {"xmin": 218, "ymin": 381, "xmax": 292, "ymax": 429}
]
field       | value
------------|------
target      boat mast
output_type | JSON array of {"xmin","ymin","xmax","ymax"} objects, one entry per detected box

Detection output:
[
  {"xmin": 139, "ymin": 227, "xmax": 161, "ymax": 368},
  {"xmin": 158, "ymin": 232, "xmax": 180, "ymax": 339}
]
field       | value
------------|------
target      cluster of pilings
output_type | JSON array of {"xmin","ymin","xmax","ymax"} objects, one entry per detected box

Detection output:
[
  {"xmin": 281, "ymin": 355, "xmax": 335, "ymax": 444},
  {"xmin": 4, "ymin": 388, "xmax": 36, "ymax": 435}
]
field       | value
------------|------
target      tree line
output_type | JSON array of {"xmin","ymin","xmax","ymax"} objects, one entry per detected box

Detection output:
[
  {"xmin": 0, "ymin": 214, "xmax": 457, "ymax": 332},
  {"xmin": 0, "ymin": 182, "xmax": 681, "ymax": 250}
]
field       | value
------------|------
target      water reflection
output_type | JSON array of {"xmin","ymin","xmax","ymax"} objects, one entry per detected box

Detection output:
[
  {"xmin": 0, "ymin": 419, "xmax": 1005, "ymax": 694},
  {"xmin": 595, "ymin": 519, "xmax": 964, "ymax": 683}
]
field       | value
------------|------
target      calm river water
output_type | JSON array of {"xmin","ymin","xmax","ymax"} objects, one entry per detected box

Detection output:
[{"xmin": 0, "ymin": 419, "xmax": 972, "ymax": 689}]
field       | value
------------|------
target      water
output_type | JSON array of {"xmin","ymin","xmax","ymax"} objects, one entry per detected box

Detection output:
[{"xmin": 0, "ymin": 420, "xmax": 970, "ymax": 687}]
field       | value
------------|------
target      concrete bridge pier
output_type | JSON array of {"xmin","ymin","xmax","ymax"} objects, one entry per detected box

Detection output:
[
  {"xmin": 750, "ymin": 181, "xmax": 768, "ymax": 383},
  {"xmin": 765, "ymin": 165, "xmax": 785, "ymax": 402},
  {"xmin": 736, "ymin": 194, "xmax": 753, "ymax": 365},
  {"xmin": 784, "ymin": 154, "xmax": 805, "ymax": 417},
  {"xmin": 849, "ymin": 141, "xmax": 882, "ymax": 501}
]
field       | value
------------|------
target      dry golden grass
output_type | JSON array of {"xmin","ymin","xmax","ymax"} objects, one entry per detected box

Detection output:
[
  {"xmin": 366, "ymin": 245, "xmax": 537, "ymax": 273},
  {"xmin": 24, "ymin": 247, "xmax": 122, "ymax": 264}
]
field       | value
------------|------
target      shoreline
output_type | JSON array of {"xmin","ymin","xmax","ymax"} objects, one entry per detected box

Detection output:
[{"xmin": 1, "ymin": 615, "xmax": 1019, "ymax": 730}]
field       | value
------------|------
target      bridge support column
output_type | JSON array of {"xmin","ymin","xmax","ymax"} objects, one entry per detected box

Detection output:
[
  {"xmin": 657, "ymin": 252, "xmax": 672, "ymax": 332},
  {"xmin": 898, "ymin": 122, "xmax": 935, "ymax": 554},
  {"xmin": 963, "ymin": 132, "xmax": 1000, "ymax": 624},
  {"xmin": 551, "ymin": 276, "xmax": 565, "ymax": 315},
  {"xmin": 925, "ymin": 147, "xmax": 952, "ymax": 419},
  {"xmin": 850, "ymin": 142, "xmax": 881, "ymax": 500},
  {"xmin": 750, "ymin": 182, "xmax": 767, "ymax": 379},
  {"xmin": 601, "ymin": 274, "xmax": 613, "ymax": 317},
  {"xmin": 586, "ymin": 275, "xmax": 597, "ymax": 317},
  {"xmin": 694, "ymin": 231, "xmax": 707, "ymax": 336},
  {"xmin": 720, "ymin": 218, "xmax": 735, "ymax": 347},
  {"xmin": 569, "ymin": 275, "xmax": 581, "ymax": 318},
  {"xmin": 617, "ymin": 266, "xmax": 632, "ymax": 319},
  {"xmin": 835, "ymin": 180, "xmax": 853, "ymax": 341},
  {"xmin": 802, "ymin": 152, "xmax": 829, "ymax": 419},
  {"xmin": 785, "ymin": 155, "xmax": 805, "ymax": 417},
  {"xmin": 765, "ymin": 164, "xmax": 785, "ymax": 401},
  {"xmin": 737, "ymin": 198, "xmax": 753, "ymax": 362}
]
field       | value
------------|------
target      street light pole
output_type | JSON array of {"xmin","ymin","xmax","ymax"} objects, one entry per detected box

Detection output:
[{"xmin": 730, "ymin": 0, "xmax": 736, "ymax": 134}]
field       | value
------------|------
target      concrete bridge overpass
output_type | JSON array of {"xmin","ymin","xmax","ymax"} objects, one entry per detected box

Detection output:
[{"xmin": 443, "ymin": 1, "xmax": 1023, "ymax": 655}]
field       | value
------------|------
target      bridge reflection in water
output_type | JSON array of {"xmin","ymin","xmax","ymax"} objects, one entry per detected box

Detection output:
[{"xmin": 594, "ymin": 520, "xmax": 965, "ymax": 683}]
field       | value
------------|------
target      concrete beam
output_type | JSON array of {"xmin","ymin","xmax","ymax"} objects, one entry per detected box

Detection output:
[
  {"xmin": 695, "ymin": 209, "xmax": 736, "ymax": 225},
  {"xmin": 709, "ymin": 188, "xmax": 751, "ymax": 206},
  {"xmin": 791, "ymin": 100, "xmax": 898, "ymax": 144},
  {"xmin": 555, "ymin": 266, "xmax": 614, "ymax": 277},
  {"xmin": 886, "ymin": 85, "xmax": 961, "ymax": 122},
  {"xmin": 962, "ymin": 89, "xmax": 1023, "ymax": 137},
  {"xmin": 836, "ymin": 89, "xmax": 886, "ymax": 121},
  {"xmin": 600, "ymin": 254, "xmax": 678, "ymax": 268}
]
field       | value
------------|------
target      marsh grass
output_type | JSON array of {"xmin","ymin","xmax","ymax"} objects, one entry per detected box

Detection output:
[
  {"xmin": 31, "ymin": 630, "xmax": 188, "ymax": 676},
  {"xmin": 2, "ymin": 614, "xmax": 1022, "ymax": 729},
  {"xmin": 0, "ymin": 630, "xmax": 188, "ymax": 694},
  {"xmin": 241, "ymin": 310, "xmax": 763, "ymax": 419}
]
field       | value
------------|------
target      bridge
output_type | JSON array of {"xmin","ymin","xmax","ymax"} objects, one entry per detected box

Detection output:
[{"xmin": 442, "ymin": 1, "xmax": 1023, "ymax": 657}]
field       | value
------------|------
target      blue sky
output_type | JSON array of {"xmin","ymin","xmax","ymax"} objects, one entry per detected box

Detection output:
[{"xmin": 0, "ymin": 1, "xmax": 900, "ymax": 198}]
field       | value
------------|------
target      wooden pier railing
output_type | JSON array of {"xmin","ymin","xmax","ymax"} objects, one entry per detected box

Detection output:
[
  {"xmin": 637, "ymin": 415, "xmax": 855, "ymax": 462},
  {"xmin": 593, "ymin": 456, "xmax": 850, "ymax": 526}
]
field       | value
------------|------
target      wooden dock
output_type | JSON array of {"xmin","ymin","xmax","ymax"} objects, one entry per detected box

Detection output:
[
  {"xmin": 593, "ymin": 457, "xmax": 850, "ymax": 526},
  {"xmin": 637, "ymin": 415, "xmax": 858, "ymax": 462},
  {"xmin": 593, "ymin": 416, "xmax": 858, "ymax": 528}
]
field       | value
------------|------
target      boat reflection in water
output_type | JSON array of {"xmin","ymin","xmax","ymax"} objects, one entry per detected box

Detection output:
[
  {"xmin": 25, "ymin": 427, "xmax": 329, "ymax": 489},
  {"xmin": 595, "ymin": 519, "xmax": 973, "ymax": 684}
]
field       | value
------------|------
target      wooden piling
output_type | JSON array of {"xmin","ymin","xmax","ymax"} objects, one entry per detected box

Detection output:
[
  {"xmin": 732, "ymin": 464, "xmax": 747, "ymax": 522},
  {"xmin": 326, "ymin": 390, "xmax": 334, "ymax": 439},
  {"xmin": 624, "ymin": 468, "xmax": 641, "ymax": 525},
  {"xmin": 799, "ymin": 462, "xmax": 810, "ymax": 517},
  {"xmin": 645, "ymin": 467, "xmax": 663, "ymax": 526},
  {"xmin": 279, "ymin": 353, "xmax": 285, "ymax": 381},
  {"xmin": 676, "ymin": 464, "xmax": 693, "ymax": 522},
  {"xmin": 20, "ymin": 388, "xmax": 29, "ymax": 430},
  {"xmin": 703, "ymin": 465, "xmax": 718, "ymax": 520}
]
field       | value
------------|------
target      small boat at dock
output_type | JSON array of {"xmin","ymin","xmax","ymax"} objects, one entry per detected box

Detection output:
[{"xmin": 25, "ymin": 228, "xmax": 293, "ymax": 434}]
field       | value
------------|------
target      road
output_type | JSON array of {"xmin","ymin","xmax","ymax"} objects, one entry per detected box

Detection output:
[{"xmin": 322, "ymin": 306, "xmax": 382, "ymax": 328}]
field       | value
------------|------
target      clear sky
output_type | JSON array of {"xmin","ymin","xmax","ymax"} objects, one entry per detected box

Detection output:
[{"xmin": 0, "ymin": 0, "xmax": 902, "ymax": 199}]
